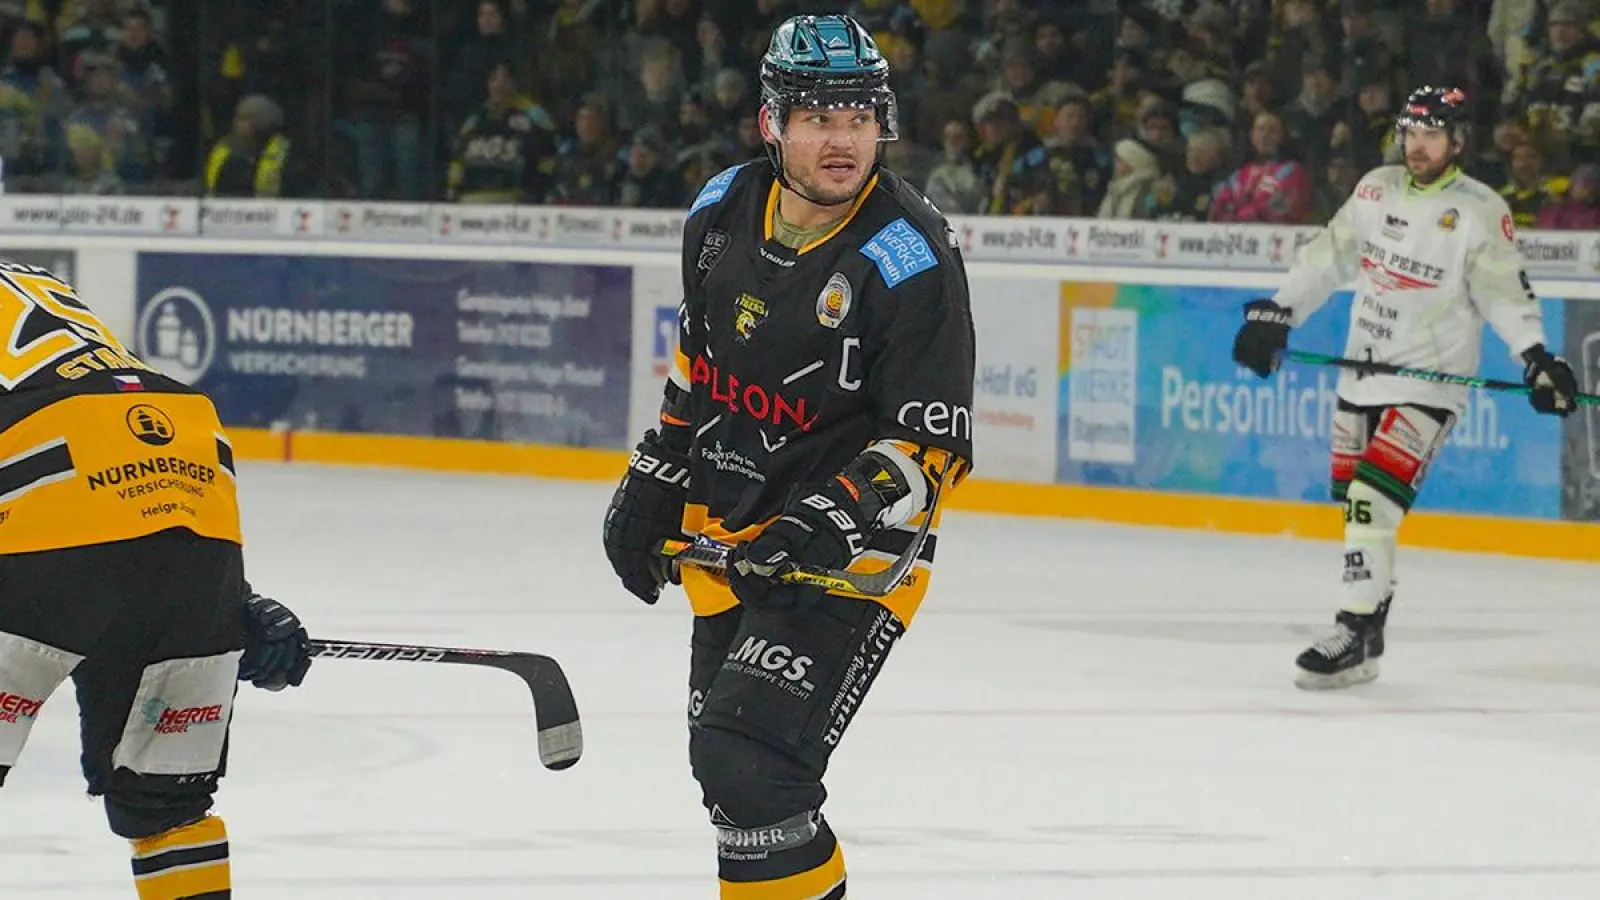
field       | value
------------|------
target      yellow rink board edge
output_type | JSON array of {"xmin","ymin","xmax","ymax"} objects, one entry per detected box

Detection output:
[{"xmin": 228, "ymin": 428, "xmax": 1599, "ymax": 563}]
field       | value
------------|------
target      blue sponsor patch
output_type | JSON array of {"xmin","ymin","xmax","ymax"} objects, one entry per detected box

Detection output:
[
  {"xmin": 688, "ymin": 164, "xmax": 747, "ymax": 216},
  {"xmin": 860, "ymin": 218, "xmax": 938, "ymax": 288}
]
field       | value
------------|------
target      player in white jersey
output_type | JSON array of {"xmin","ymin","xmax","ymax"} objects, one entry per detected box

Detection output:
[{"xmin": 1230, "ymin": 85, "xmax": 1579, "ymax": 690}]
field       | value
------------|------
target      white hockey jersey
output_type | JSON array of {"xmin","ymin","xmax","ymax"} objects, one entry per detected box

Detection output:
[{"xmin": 1271, "ymin": 164, "xmax": 1548, "ymax": 414}]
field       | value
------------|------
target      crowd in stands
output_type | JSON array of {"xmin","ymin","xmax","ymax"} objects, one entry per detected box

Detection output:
[{"xmin": 0, "ymin": 0, "xmax": 1594, "ymax": 230}]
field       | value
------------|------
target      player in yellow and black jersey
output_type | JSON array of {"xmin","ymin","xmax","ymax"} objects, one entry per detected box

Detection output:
[
  {"xmin": 602, "ymin": 15, "xmax": 975, "ymax": 899},
  {"xmin": 0, "ymin": 260, "xmax": 312, "ymax": 900}
]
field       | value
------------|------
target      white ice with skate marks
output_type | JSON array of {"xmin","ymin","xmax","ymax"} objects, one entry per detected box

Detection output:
[{"xmin": 4, "ymin": 462, "xmax": 1600, "ymax": 899}]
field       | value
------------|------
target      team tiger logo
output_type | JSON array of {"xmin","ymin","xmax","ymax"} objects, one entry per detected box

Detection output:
[{"xmin": 734, "ymin": 293, "xmax": 768, "ymax": 342}]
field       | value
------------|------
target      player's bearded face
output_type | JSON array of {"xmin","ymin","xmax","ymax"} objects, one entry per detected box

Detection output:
[
  {"xmin": 774, "ymin": 104, "xmax": 882, "ymax": 205},
  {"xmin": 1403, "ymin": 126, "xmax": 1455, "ymax": 184}
]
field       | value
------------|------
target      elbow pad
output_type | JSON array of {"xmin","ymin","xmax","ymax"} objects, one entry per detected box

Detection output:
[
  {"xmin": 836, "ymin": 441, "xmax": 929, "ymax": 530},
  {"xmin": 658, "ymin": 382, "xmax": 693, "ymax": 455}
]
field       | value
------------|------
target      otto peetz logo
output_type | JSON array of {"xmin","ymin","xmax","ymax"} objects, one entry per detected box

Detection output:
[
  {"xmin": 141, "ymin": 698, "xmax": 225, "ymax": 735},
  {"xmin": 125, "ymin": 404, "xmax": 176, "ymax": 446},
  {"xmin": 136, "ymin": 286, "xmax": 216, "ymax": 384}
]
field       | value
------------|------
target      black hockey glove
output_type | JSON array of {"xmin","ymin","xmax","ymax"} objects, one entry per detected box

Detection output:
[
  {"xmin": 603, "ymin": 429, "xmax": 691, "ymax": 605},
  {"xmin": 240, "ymin": 591, "xmax": 311, "ymax": 691},
  {"xmin": 728, "ymin": 449, "xmax": 912, "ymax": 611},
  {"xmin": 1521, "ymin": 343, "xmax": 1578, "ymax": 417},
  {"xmin": 1232, "ymin": 298, "xmax": 1292, "ymax": 379}
]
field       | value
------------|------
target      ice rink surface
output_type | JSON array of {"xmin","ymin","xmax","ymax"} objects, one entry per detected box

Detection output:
[{"xmin": 5, "ymin": 462, "xmax": 1600, "ymax": 899}]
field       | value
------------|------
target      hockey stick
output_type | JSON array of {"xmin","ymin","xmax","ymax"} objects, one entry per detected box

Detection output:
[
  {"xmin": 657, "ymin": 460, "xmax": 950, "ymax": 599},
  {"xmin": 306, "ymin": 639, "xmax": 582, "ymax": 771},
  {"xmin": 1283, "ymin": 349, "xmax": 1600, "ymax": 406}
]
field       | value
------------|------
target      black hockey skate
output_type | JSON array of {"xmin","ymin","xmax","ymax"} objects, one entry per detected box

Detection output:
[
  {"xmin": 1368, "ymin": 592, "xmax": 1392, "ymax": 660},
  {"xmin": 1295, "ymin": 602, "xmax": 1388, "ymax": 691}
]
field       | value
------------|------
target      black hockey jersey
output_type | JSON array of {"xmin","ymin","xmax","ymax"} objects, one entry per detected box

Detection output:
[
  {"xmin": 447, "ymin": 102, "xmax": 555, "ymax": 203},
  {"xmin": 664, "ymin": 161, "xmax": 975, "ymax": 626}
]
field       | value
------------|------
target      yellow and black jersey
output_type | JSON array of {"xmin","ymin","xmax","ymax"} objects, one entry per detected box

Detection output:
[
  {"xmin": 0, "ymin": 261, "xmax": 240, "ymax": 554},
  {"xmin": 665, "ymin": 162, "xmax": 976, "ymax": 627}
]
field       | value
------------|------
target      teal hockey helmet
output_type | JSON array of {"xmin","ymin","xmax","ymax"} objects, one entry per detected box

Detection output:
[
  {"xmin": 759, "ymin": 15, "xmax": 898, "ymax": 204},
  {"xmin": 759, "ymin": 14, "xmax": 899, "ymax": 141}
]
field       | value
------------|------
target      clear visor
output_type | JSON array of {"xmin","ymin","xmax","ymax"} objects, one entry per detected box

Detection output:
[{"xmin": 771, "ymin": 91, "xmax": 899, "ymax": 141}]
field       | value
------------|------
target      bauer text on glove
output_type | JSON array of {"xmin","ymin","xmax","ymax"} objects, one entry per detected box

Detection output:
[
  {"xmin": 603, "ymin": 429, "xmax": 691, "ymax": 604},
  {"xmin": 1233, "ymin": 298, "xmax": 1293, "ymax": 379}
]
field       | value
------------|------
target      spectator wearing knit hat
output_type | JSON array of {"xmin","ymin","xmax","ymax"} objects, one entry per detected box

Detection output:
[
  {"xmin": 204, "ymin": 94, "xmax": 290, "ymax": 197},
  {"xmin": 1179, "ymin": 77, "xmax": 1236, "ymax": 139},
  {"xmin": 1097, "ymin": 136, "xmax": 1160, "ymax": 219}
]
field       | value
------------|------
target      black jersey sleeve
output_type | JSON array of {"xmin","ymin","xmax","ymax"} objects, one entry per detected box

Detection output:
[
  {"xmin": 657, "ymin": 163, "xmax": 752, "ymax": 449},
  {"xmin": 859, "ymin": 216, "xmax": 977, "ymax": 469}
]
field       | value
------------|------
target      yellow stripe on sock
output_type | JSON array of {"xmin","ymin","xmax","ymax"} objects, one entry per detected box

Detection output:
[
  {"xmin": 131, "ymin": 816, "xmax": 231, "ymax": 900},
  {"xmin": 720, "ymin": 843, "xmax": 845, "ymax": 899},
  {"xmin": 132, "ymin": 816, "xmax": 228, "ymax": 858},
  {"xmin": 134, "ymin": 860, "xmax": 231, "ymax": 900}
]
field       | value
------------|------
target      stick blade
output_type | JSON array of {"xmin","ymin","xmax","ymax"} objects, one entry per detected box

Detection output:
[{"xmin": 502, "ymin": 653, "xmax": 583, "ymax": 770}]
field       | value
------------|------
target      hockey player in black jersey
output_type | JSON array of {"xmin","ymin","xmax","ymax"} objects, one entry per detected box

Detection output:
[
  {"xmin": 603, "ymin": 14, "xmax": 975, "ymax": 899},
  {"xmin": 0, "ymin": 260, "xmax": 312, "ymax": 899}
]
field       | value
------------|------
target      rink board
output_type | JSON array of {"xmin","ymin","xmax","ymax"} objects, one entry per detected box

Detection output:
[
  {"xmin": 122, "ymin": 250, "xmax": 1600, "ymax": 563},
  {"xmin": 220, "ymin": 426, "xmax": 1599, "ymax": 562},
  {"xmin": 0, "ymin": 208, "xmax": 1591, "ymax": 563}
]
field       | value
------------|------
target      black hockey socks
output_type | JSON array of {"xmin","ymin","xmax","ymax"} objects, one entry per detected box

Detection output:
[{"xmin": 130, "ymin": 815, "xmax": 231, "ymax": 899}]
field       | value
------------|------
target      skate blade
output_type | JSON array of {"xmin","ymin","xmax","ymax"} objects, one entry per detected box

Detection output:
[{"xmin": 1294, "ymin": 659, "xmax": 1379, "ymax": 691}]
